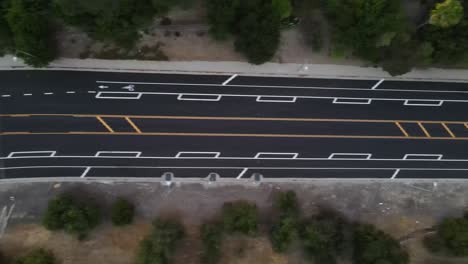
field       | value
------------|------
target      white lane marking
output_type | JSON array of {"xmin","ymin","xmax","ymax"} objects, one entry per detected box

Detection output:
[
  {"xmin": 222, "ymin": 74, "xmax": 238, "ymax": 86},
  {"xmin": 95, "ymin": 151, "xmax": 141, "ymax": 157},
  {"xmin": 371, "ymin": 79, "xmax": 385, "ymax": 90},
  {"xmin": 256, "ymin": 96, "xmax": 297, "ymax": 103},
  {"xmin": 404, "ymin": 100, "xmax": 443, "ymax": 106},
  {"xmin": 96, "ymin": 80, "xmax": 468, "ymax": 94},
  {"xmin": 328, "ymin": 153, "xmax": 372, "ymax": 160},
  {"xmin": 98, "ymin": 85, "xmax": 109, "ymax": 89},
  {"xmin": 1, "ymin": 95, "xmax": 11, "ymax": 97},
  {"xmin": 333, "ymin": 98, "xmax": 372, "ymax": 104},
  {"xmin": 236, "ymin": 168, "xmax": 248, "ymax": 179},
  {"xmin": 403, "ymin": 154, "xmax": 443, "ymax": 160},
  {"xmin": 80, "ymin": 167, "xmax": 91, "ymax": 178},
  {"xmin": 94, "ymin": 91, "xmax": 468, "ymax": 103},
  {"xmin": 3, "ymin": 166, "xmax": 468, "ymax": 171},
  {"xmin": 7, "ymin": 151, "xmax": 56, "ymax": 158},
  {"xmin": 88, "ymin": 91, "xmax": 97, "ymax": 94},
  {"xmin": 254, "ymin": 153, "xmax": 298, "ymax": 159},
  {"xmin": 391, "ymin": 169, "xmax": 401, "ymax": 179},
  {"xmin": 96, "ymin": 92, "xmax": 142, "ymax": 99},
  {"xmin": 177, "ymin": 94, "xmax": 222, "ymax": 101},
  {"xmin": 43, "ymin": 92, "xmax": 53, "ymax": 95},
  {"xmin": 66, "ymin": 91, "xmax": 76, "ymax": 94},
  {"xmin": 23, "ymin": 94, "xmax": 32, "ymax": 96},
  {"xmin": 176, "ymin": 152, "xmax": 221, "ymax": 158}
]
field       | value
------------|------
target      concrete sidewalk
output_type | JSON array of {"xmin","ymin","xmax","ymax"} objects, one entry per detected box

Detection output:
[{"xmin": 1, "ymin": 55, "xmax": 468, "ymax": 82}]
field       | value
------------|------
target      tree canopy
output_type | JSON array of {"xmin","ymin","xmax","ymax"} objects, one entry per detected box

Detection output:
[{"xmin": 429, "ymin": 0, "xmax": 464, "ymax": 28}]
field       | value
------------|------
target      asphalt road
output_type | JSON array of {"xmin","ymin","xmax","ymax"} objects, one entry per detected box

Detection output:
[{"xmin": 1, "ymin": 70, "xmax": 468, "ymax": 180}]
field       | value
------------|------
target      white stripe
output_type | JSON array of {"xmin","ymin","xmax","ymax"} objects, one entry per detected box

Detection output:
[
  {"xmin": 43, "ymin": 92, "xmax": 53, "ymax": 95},
  {"xmin": 95, "ymin": 80, "xmax": 468, "ymax": 94},
  {"xmin": 371, "ymin": 79, "xmax": 385, "ymax": 89},
  {"xmin": 66, "ymin": 91, "xmax": 76, "ymax": 94},
  {"xmin": 391, "ymin": 169, "xmax": 401, "ymax": 179},
  {"xmin": 80, "ymin": 167, "xmax": 91, "ymax": 178},
  {"xmin": 23, "ymin": 94, "xmax": 32, "ymax": 96},
  {"xmin": 236, "ymin": 168, "xmax": 248, "ymax": 179},
  {"xmin": 222, "ymin": 74, "xmax": 238, "ymax": 85},
  {"xmin": 1, "ymin": 95, "xmax": 10, "ymax": 97}
]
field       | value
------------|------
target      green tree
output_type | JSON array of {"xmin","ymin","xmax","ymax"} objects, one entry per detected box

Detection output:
[
  {"xmin": 222, "ymin": 200, "xmax": 258, "ymax": 235},
  {"xmin": 15, "ymin": 249, "xmax": 55, "ymax": 264},
  {"xmin": 353, "ymin": 224, "xmax": 409, "ymax": 264},
  {"xmin": 200, "ymin": 222, "xmax": 224, "ymax": 264},
  {"xmin": 0, "ymin": 0, "xmax": 13, "ymax": 56},
  {"xmin": 301, "ymin": 217, "xmax": 344, "ymax": 261},
  {"xmin": 270, "ymin": 191, "xmax": 300, "ymax": 252},
  {"xmin": 433, "ymin": 217, "xmax": 468, "ymax": 256},
  {"xmin": 42, "ymin": 194, "xmax": 101, "ymax": 240},
  {"xmin": 136, "ymin": 218, "xmax": 185, "ymax": 264},
  {"xmin": 272, "ymin": 0, "xmax": 292, "ymax": 19},
  {"xmin": 5, "ymin": 0, "xmax": 54, "ymax": 67},
  {"xmin": 111, "ymin": 198, "xmax": 135, "ymax": 226},
  {"xmin": 429, "ymin": 0, "xmax": 464, "ymax": 28},
  {"xmin": 324, "ymin": 0, "xmax": 407, "ymax": 61}
]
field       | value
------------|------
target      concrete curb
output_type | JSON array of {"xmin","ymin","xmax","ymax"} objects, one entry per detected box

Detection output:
[{"xmin": 1, "ymin": 56, "xmax": 468, "ymax": 82}]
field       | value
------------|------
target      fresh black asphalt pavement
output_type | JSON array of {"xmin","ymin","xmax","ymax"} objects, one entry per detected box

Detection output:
[{"xmin": 1, "ymin": 70, "xmax": 468, "ymax": 179}]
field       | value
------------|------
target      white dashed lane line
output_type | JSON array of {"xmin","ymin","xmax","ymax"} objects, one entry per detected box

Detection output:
[
  {"xmin": 1, "ymin": 95, "xmax": 11, "ymax": 97},
  {"xmin": 23, "ymin": 94, "xmax": 32, "ymax": 96},
  {"xmin": 66, "ymin": 91, "xmax": 76, "ymax": 94},
  {"xmin": 43, "ymin": 92, "xmax": 53, "ymax": 95}
]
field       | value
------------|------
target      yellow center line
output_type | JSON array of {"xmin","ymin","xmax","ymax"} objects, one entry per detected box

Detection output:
[
  {"xmin": 96, "ymin": 116, "xmax": 114, "ymax": 133},
  {"xmin": 125, "ymin": 117, "xmax": 142, "ymax": 133},
  {"xmin": 395, "ymin": 122, "xmax": 409, "ymax": 137},
  {"xmin": 442, "ymin": 123, "xmax": 456, "ymax": 138},
  {"xmin": 1, "ymin": 113, "xmax": 467, "ymax": 125},
  {"xmin": 417, "ymin": 122, "xmax": 431, "ymax": 138}
]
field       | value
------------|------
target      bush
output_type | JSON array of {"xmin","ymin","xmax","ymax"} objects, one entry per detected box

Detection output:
[
  {"xmin": 5, "ymin": 0, "xmax": 55, "ymax": 67},
  {"xmin": 111, "ymin": 198, "xmax": 135, "ymax": 226},
  {"xmin": 353, "ymin": 224, "xmax": 409, "ymax": 264},
  {"xmin": 15, "ymin": 249, "xmax": 55, "ymax": 264},
  {"xmin": 270, "ymin": 191, "xmax": 300, "ymax": 252},
  {"xmin": 200, "ymin": 222, "xmax": 224, "ymax": 264},
  {"xmin": 136, "ymin": 218, "xmax": 185, "ymax": 264},
  {"xmin": 222, "ymin": 200, "xmax": 258, "ymax": 235},
  {"xmin": 207, "ymin": 0, "xmax": 281, "ymax": 64},
  {"xmin": 427, "ymin": 217, "xmax": 468, "ymax": 256},
  {"xmin": 42, "ymin": 194, "xmax": 101, "ymax": 240}
]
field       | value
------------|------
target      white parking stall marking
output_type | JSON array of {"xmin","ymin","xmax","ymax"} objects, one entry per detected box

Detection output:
[
  {"xmin": 175, "ymin": 152, "xmax": 221, "ymax": 158},
  {"xmin": 328, "ymin": 153, "xmax": 372, "ymax": 159},
  {"xmin": 333, "ymin": 98, "xmax": 372, "ymax": 105},
  {"xmin": 404, "ymin": 100, "xmax": 443, "ymax": 106},
  {"xmin": 236, "ymin": 168, "xmax": 248, "ymax": 179},
  {"xmin": 177, "ymin": 94, "xmax": 222, "ymax": 101},
  {"xmin": 391, "ymin": 169, "xmax": 401, "ymax": 179},
  {"xmin": 7, "ymin": 151, "xmax": 56, "ymax": 158},
  {"xmin": 95, "ymin": 92, "xmax": 142, "ymax": 100},
  {"xmin": 222, "ymin": 74, "xmax": 238, "ymax": 86},
  {"xmin": 371, "ymin": 79, "xmax": 385, "ymax": 90},
  {"xmin": 95, "ymin": 151, "xmax": 142, "ymax": 157},
  {"xmin": 403, "ymin": 154, "xmax": 443, "ymax": 160},
  {"xmin": 80, "ymin": 167, "xmax": 91, "ymax": 178},
  {"xmin": 256, "ymin": 96, "xmax": 297, "ymax": 103},
  {"xmin": 254, "ymin": 152, "xmax": 299, "ymax": 159}
]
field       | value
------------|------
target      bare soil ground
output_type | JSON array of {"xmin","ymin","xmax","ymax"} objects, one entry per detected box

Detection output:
[{"xmin": 0, "ymin": 181, "xmax": 468, "ymax": 263}]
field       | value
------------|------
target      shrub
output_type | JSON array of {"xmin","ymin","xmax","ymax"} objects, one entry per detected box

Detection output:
[
  {"xmin": 15, "ymin": 249, "xmax": 55, "ymax": 264},
  {"xmin": 301, "ymin": 217, "xmax": 344, "ymax": 260},
  {"xmin": 5, "ymin": 0, "xmax": 55, "ymax": 67},
  {"xmin": 136, "ymin": 218, "xmax": 185, "ymax": 264},
  {"xmin": 111, "ymin": 198, "xmax": 135, "ymax": 226},
  {"xmin": 222, "ymin": 200, "xmax": 258, "ymax": 235},
  {"xmin": 353, "ymin": 224, "xmax": 409, "ymax": 264},
  {"xmin": 427, "ymin": 217, "xmax": 468, "ymax": 256},
  {"xmin": 42, "ymin": 194, "xmax": 101, "ymax": 240},
  {"xmin": 270, "ymin": 191, "xmax": 300, "ymax": 252},
  {"xmin": 200, "ymin": 222, "xmax": 224, "ymax": 264}
]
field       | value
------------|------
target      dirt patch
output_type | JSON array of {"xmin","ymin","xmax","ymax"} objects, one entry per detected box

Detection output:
[{"xmin": 0, "ymin": 220, "xmax": 150, "ymax": 264}]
